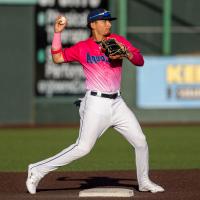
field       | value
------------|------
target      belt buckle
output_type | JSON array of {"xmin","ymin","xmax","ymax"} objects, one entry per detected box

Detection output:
[{"xmin": 96, "ymin": 91, "xmax": 102, "ymax": 97}]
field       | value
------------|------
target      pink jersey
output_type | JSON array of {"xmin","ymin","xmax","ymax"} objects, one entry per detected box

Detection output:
[{"xmin": 62, "ymin": 33, "xmax": 144, "ymax": 93}]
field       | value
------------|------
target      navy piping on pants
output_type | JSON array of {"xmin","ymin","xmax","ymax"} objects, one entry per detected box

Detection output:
[{"xmin": 30, "ymin": 95, "xmax": 88, "ymax": 170}]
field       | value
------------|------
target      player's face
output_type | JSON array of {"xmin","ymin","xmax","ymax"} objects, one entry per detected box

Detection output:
[{"xmin": 92, "ymin": 20, "xmax": 112, "ymax": 38}]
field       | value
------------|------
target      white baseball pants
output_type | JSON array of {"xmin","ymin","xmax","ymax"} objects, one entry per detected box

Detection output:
[{"xmin": 30, "ymin": 90, "xmax": 149, "ymax": 184}]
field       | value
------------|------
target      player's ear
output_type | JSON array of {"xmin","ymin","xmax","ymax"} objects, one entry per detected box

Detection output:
[{"xmin": 90, "ymin": 22, "xmax": 96, "ymax": 30}]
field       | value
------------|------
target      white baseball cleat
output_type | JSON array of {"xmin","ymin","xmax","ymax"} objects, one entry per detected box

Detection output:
[
  {"xmin": 139, "ymin": 179, "xmax": 165, "ymax": 193},
  {"xmin": 26, "ymin": 164, "xmax": 43, "ymax": 194}
]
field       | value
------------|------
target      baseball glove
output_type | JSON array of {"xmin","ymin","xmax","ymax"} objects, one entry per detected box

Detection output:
[{"xmin": 100, "ymin": 38, "xmax": 128, "ymax": 57}]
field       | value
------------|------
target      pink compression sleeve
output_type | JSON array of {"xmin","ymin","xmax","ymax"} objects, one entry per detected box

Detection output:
[{"xmin": 52, "ymin": 32, "xmax": 62, "ymax": 49}]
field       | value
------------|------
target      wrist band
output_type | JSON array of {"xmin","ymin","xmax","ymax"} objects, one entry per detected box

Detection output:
[{"xmin": 51, "ymin": 48, "xmax": 62, "ymax": 54}]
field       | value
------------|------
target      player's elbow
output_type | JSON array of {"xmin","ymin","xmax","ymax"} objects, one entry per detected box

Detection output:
[
  {"xmin": 131, "ymin": 53, "xmax": 144, "ymax": 66},
  {"xmin": 52, "ymin": 58, "xmax": 62, "ymax": 64},
  {"xmin": 134, "ymin": 58, "xmax": 144, "ymax": 67},
  {"xmin": 52, "ymin": 54, "xmax": 64, "ymax": 64},
  {"xmin": 137, "ymin": 59, "xmax": 144, "ymax": 66}
]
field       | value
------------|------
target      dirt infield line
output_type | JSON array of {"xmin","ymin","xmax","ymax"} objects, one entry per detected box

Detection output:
[{"xmin": 0, "ymin": 170, "xmax": 200, "ymax": 200}]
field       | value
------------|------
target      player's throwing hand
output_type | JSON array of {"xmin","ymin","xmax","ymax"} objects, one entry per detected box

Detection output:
[{"xmin": 54, "ymin": 16, "xmax": 67, "ymax": 33}]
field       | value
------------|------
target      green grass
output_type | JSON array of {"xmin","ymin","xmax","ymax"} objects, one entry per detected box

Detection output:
[{"xmin": 0, "ymin": 126, "xmax": 199, "ymax": 172}]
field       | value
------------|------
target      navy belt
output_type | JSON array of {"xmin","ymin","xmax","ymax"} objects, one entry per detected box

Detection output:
[{"xmin": 90, "ymin": 91, "xmax": 120, "ymax": 99}]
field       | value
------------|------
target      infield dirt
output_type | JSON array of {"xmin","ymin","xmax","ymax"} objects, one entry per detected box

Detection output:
[{"xmin": 0, "ymin": 170, "xmax": 199, "ymax": 200}]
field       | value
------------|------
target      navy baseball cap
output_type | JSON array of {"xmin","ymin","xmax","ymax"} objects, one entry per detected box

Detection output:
[{"xmin": 87, "ymin": 8, "xmax": 117, "ymax": 24}]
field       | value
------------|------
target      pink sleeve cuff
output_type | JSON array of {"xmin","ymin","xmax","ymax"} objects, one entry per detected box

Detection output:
[{"xmin": 51, "ymin": 48, "xmax": 62, "ymax": 54}]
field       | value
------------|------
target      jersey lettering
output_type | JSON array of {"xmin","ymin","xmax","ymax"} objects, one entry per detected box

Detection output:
[{"xmin": 86, "ymin": 53, "xmax": 109, "ymax": 64}]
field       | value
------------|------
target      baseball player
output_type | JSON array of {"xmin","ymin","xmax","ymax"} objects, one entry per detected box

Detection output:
[{"xmin": 26, "ymin": 8, "xmax": 164, "ymax": 194}]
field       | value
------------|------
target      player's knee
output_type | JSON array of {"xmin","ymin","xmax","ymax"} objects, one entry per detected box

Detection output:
[
  {"xmin": 135, "ymin": 135, "xmax": 147, "ymax": 149},
  {"xmin": 77, "ymin": 144, "xmax": 92, "ymax": 156}
]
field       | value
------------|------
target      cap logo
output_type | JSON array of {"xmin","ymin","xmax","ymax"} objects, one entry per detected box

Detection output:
[
  {"xmin": 89, "ymin": 11, "xmax": 111, "ymax": 20},
  {"xmin": 87, "ymin": 9, "xmax": 117, "ymax": 24}
]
